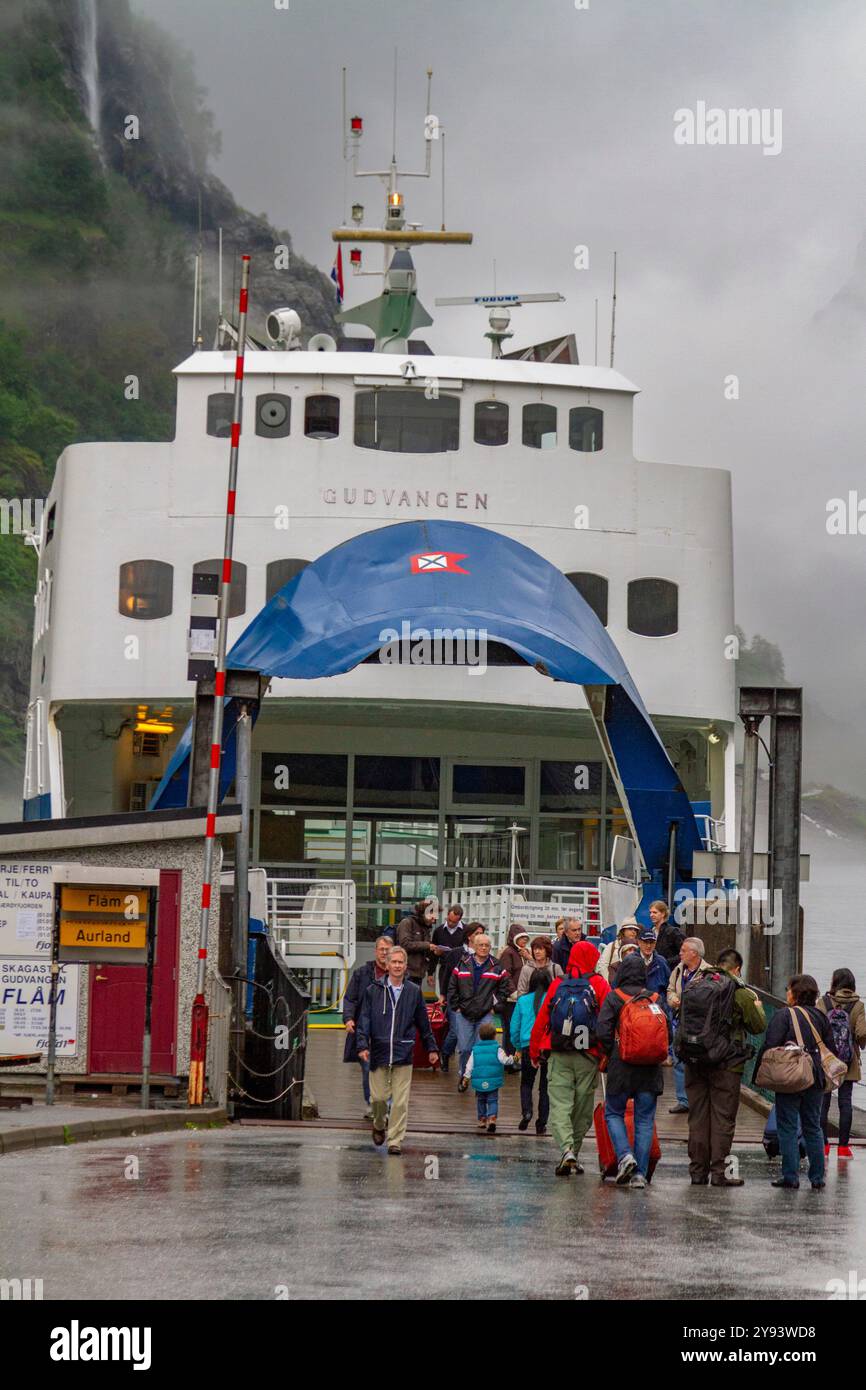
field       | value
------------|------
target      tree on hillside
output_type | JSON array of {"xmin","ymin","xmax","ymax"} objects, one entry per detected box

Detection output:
[{"xmin": 734, "ymin": 627, "xmax": 788, "ymax": 689}]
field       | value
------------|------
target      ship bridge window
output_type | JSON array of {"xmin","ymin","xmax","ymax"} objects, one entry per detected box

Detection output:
[
  {"xmin": 45, "ymin": 503, "xmax": 56, "ymax": 546},
  {"xmin": 193, "ymin": 559, "xmax": 247, "ymax": 617},
  {"xmin": 628, "ymin": 577, "xmax": 678, "ymax": 637},
  {"xmin": 266, "ymin": 558, "xmax": 310, "ymax": 602},
  {"xmin": 522, "ymin": 403, "xmax": 557, "ymax": 449},
  {"xmin": 256, "ymin": 393, "xmax": 292, "ymax": 438},
  {"xmin": 118, "ymin": 560, "xmax": 173, "ymax": 620},
  {"xmin": 354, "ymin": 388, "xmax": 459, "ymax": 453},
  {"xmin": 305, "ymin": 394, "xmax": 340, "ymax": 440},
  {"xmin": 565, "ymin": 572, "xmax": 608, "ymax": 626},
  {"xmin": 474, "ymin": 399, "xmax": 508, "ymax": 446},
  {"xmin": 206, "ymin": 392, "xmax": 234, "ymax": 438},
  {"xmin": 569, "ymin": 406, "xmax": 603, "ymax": 452}
]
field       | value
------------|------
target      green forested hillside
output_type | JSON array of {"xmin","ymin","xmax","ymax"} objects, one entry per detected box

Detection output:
[{"xmin": 0, "ymin": 0, "xmax": 338, "ymax": 777}]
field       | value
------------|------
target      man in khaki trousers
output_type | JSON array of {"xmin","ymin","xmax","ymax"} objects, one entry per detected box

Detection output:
[{"xmin": 357, "ymin": 946, "xmax": 438, "ymax": 1155}]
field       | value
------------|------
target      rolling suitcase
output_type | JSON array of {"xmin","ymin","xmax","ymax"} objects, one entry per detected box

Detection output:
[
  {"xmin": 593, "ymin": 1075, "xmax": 661, "ymax": 1181},
  {"xmin": 413, "ymin": 1002, "xmax": 447, "ymax": 1069}
]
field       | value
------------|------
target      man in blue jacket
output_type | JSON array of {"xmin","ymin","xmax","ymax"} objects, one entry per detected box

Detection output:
[
  {"xmin": 551, "ymin": 916, "xmax": 585, "ymax": 973},
  {"xmin": 343, "ymin": 936, "xmax": 392, "ymax": 1117},
  {"xmin": 637, "ymin": 928, "xmax": 671, "ymax": 998},
  {"xmin": 357, "ymin": 945, "xmax": 439, "ymax": 1155}
]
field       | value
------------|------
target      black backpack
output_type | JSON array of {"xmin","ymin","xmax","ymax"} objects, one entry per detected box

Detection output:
[
  {"xmin": 824, "ymin": 994, "xmax": 854, "ymax": 1066},
  {"xmin": 676, "ymin": 970, "xmax": 741, "ymax": 1068}
]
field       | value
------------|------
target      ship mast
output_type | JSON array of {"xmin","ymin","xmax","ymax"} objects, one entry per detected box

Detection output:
[{"xmin": 333, "ymin": 62, "xmax": 472, "ymax": 353}]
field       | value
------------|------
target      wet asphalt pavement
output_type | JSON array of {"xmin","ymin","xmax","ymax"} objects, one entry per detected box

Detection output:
[{"xmin": 2, "ymin": 1126, "xmax": 865, "ymax": 1301}]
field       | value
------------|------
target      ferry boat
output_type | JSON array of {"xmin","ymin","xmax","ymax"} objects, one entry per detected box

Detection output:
[{"xmin": 21, "ymin": 85, "xmax": 735, "ymax": 956}]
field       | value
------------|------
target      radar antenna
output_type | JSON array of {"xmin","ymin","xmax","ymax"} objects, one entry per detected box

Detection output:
[{"xmin": 434, "ymin": 291, "xmax": 565, "ymax": 358}]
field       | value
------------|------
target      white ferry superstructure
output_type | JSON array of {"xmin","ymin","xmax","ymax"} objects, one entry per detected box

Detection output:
[{"xmin": 22, "ymin": 86, "xmax": 735, "ymax": 936}]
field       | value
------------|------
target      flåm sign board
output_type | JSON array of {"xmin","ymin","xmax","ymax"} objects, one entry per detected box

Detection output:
[{"xmin": 58, "ymin": 884, "xmax": 151, "ymax": 966}]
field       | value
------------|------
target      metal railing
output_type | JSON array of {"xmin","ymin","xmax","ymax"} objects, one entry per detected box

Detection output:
[
  {"xmin": 266, "ymin": 876, "xmax": 356, "ymax": 972},
  {"xmin": 205, "ymin": 968, "xmax": 232, "ymax": 1109},
  {"xmin": 442, "ymin": 881, "xmax": 600, "ymax": 950},
  {"xmin": 302, "ymin": 967, "xmax": 349, "ymax": 1011},
  {"xmin": 695, "ymin": 813, "xmax": 726, "ymax": 853},
  {"xmin": 236, "ymin": 934, "xmax": 311, "ymax": 1121}
]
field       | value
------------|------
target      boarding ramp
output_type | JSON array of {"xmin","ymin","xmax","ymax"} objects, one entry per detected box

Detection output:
[{"xmin": 266, "ymin": 877, "xmax": 355, "ymax": 1007}]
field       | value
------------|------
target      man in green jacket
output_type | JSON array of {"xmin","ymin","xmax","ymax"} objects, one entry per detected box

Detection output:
[{"xmin": 677, "ymin": 939, "xmax": 766, "ymax": 1187}]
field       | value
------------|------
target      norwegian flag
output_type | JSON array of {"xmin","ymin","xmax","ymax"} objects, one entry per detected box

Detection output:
[
  {"xmin": 411, "ymin": 552, "xmax": 470, "ymax": 574},
  {"xmin": 330, "ymin": 245, "xmax": 344, "ymax": 305}
]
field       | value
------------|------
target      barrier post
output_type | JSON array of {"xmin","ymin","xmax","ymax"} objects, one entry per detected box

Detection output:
[{"xmin": 188, "ymin": 254, "xmax": 251, "ymax": 1106}]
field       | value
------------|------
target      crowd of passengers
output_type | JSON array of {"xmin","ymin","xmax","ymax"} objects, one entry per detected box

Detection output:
[{"xmin": 342, "ymin": 898, "xmax": 863, "ymax": 1189}]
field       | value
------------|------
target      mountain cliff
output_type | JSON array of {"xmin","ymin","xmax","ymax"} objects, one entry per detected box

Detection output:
[{"xmin": 0, "ymin": 0, "xmax": 339, "ymax": 782}]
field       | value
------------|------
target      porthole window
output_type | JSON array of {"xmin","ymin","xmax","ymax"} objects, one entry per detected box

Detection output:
[
  {"xmin": 266, "ymin": 558, "xmax": 310, "ymax": 602},
  {"xmin": 304, "ymin": 394, "xmax": 340, "ymax": 440},
  {"xmin": 569, "ymin": 406, "xmax": 603, "ymax": 452},
  {"xmin": 118, "ymin": 560, "xmax": 173, "ymax": 620},
  {"xmin": 565, "ymin": 572, "xmax": 608, "ymax": 626},
  {"xmin": 256, "ymin": 393, "xmax": 292, "ymax": 438},
  {"xmin": 206, "ymin": 392, "xmax": 234, "ymax": 438},
  {"xmin": 474, "ymin": 400, "xmax": 508, "ymax": 446},
  {"xmin": 627, "ymin": 578, "xmax": 678, "ymax": 637},
  {"xmin": 522, "ymin": 402, "xmax": 557, "ymax": 449},
  {"xmin": 354, "ymin": 389, "xmax": 459, "ymax": 453},
  {"xmin": 193, "ymin": 559, "xmax": 247, "ymax": 618}
]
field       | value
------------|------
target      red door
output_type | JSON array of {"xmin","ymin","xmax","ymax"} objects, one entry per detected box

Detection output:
[{"xmin": 88, "ymin": 871, "xmax": 180, "ymax": 1075}]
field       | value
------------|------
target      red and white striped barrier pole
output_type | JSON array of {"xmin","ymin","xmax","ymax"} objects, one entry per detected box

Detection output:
[{"xmin": 188, "ymin": 253, "xmax": 251, "ymax": 1107}]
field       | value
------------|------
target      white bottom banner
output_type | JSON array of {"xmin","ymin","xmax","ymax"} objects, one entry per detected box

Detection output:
[{"xmin": 0, "ymin": 958, "xmax": 80, "ymax": 1057}]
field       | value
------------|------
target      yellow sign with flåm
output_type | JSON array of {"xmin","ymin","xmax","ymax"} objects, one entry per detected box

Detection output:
[
  {"xmin": 60, "ymin": 887, "xmax": 149, "ymax": 917},
  {"xmin": 57, "ymin": 884, "xmax": 151, "ymax": 965}
]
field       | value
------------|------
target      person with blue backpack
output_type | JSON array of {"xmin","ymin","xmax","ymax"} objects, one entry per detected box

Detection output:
[
  {"xmin": 510, "ymin": 967, "xmax": 553, "ymax": 1134},
  {"xmin": 817, "ymin": 968, "xmax": 866, "ymax": 1159},
  {"xmin": 464, "ymin": 1022, "xmax": 509, "ymax": 1133},
  {"xmin": 529, "ymin": 940, "xmax": 610, "ymax": 1175}
]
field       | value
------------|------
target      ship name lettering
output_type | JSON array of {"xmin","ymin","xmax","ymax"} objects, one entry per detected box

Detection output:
[{"xmin": 320, "ymin": 488, "xmax": 490, "ymax": 513}]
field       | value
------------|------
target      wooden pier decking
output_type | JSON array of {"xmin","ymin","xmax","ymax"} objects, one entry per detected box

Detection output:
[{"xmin": 297, "ymin": 1027, "xmax": 769, "ymax": 1141}]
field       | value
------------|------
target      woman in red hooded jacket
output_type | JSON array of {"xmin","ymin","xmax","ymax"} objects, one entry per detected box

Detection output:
[{"xmin": 529, "ymin": 940, "xmax": 610, "ymax": 1176}]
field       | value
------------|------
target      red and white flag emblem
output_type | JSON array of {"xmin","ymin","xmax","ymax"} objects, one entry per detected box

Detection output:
[{"xmin": 411, "ymin": 552, "xmax": 469, "ymax": 574}]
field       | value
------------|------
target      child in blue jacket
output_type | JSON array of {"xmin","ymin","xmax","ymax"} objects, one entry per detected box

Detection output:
[{"xmin": 465, "ymin": 1022, "xmax": 508, "ymax": 1133}]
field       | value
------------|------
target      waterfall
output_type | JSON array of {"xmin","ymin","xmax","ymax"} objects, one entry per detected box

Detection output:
[{"xmin": 79, "ymin": 0, "xmax": 101, "ymax": 146}]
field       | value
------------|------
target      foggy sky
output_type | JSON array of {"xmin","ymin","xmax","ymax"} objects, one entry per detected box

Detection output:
[{"xmin": 133, "ymin": 0, "xmax": 866, "ymax": 786}]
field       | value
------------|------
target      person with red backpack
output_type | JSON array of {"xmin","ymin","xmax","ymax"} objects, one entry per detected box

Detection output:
[
  {"xmin": 596, "ymin": 953, "xmax": 671, "ymax": 1187},
  {"xmin": 529, "ymin": 940, "xmax": 610, "ymax": 1176},
  {"xmin": 817, "ymin": 968, "xmax": 866, "ymax": 1159}
]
